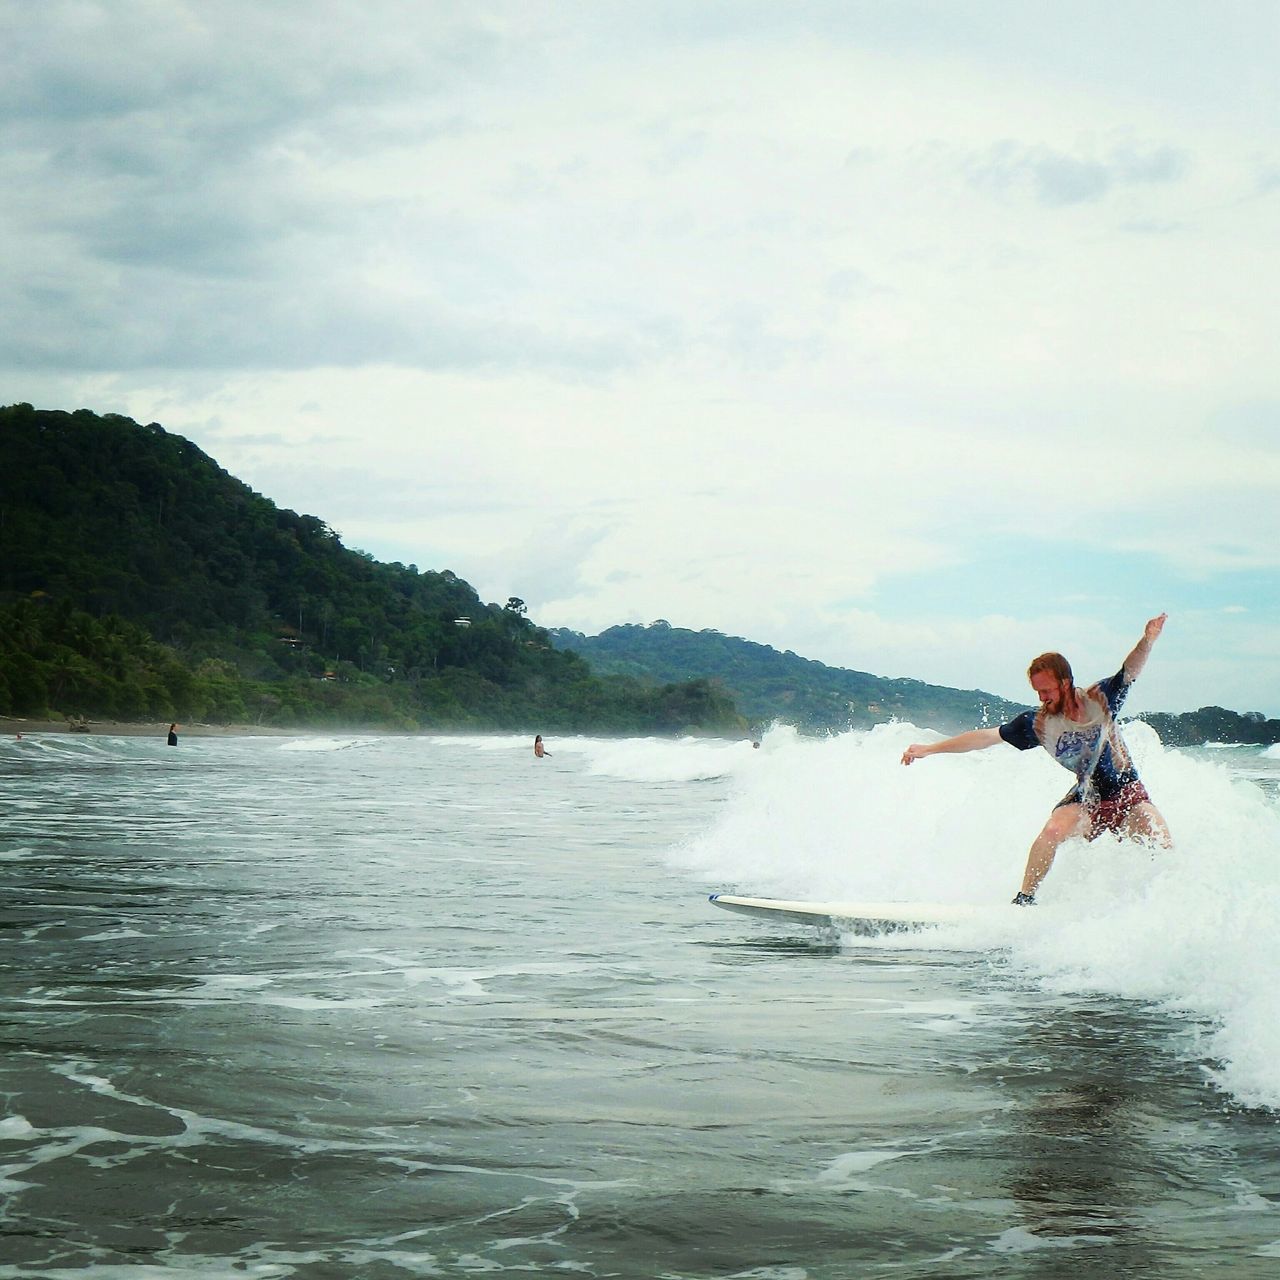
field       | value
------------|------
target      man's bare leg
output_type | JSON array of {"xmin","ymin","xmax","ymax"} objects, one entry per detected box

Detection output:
[
  {"xmin": 1123, "ymin": 801, "xmax": 1172, "ymax": 849},
  {"xmin": 1018, "ymin": 803, "xmax": 1087, "ymax": 899}
]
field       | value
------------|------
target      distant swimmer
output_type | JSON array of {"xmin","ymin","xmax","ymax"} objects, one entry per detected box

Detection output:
[
  {"xmin": 167, "ymin": 723, "xmax": 179, "ymax": 746},
  {"xmin": 901, "ymin": 613, "xmax": 1172, "ymax": 905},
  {"xmin": 533, "ymin": 734, "xmax": 550, "ymax": 758}
]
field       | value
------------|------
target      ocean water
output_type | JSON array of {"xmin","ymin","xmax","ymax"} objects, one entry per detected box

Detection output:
[{"xmin": 1, "ymin": 723, "xmax": 1279, "ymax": 1278}]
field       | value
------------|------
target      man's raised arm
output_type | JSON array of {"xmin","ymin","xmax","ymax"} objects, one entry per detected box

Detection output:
[
  {"xmin": 1123, "ymin": 613, "xmax": 1168, "ymax": 682},
  {"xmin": 901, "ymin": 727, "xmax": 1003, "ymax": 766}
]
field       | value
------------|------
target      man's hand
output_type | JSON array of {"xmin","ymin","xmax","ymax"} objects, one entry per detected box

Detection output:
[
  {"xmin": 901, "ymin": 744, "xmax": 930, "ymax": 766},
  {"xmin": 1144, "ymin": 612, "xmax": 1168, "ymax": 644}
]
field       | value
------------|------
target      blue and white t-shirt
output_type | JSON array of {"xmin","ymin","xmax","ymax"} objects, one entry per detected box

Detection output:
[{"xmin": 998, "ymin": 669, "xmax": 1139, "ymax": 804}]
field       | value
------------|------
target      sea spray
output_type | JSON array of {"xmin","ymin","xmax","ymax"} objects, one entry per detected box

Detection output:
[
  {"xmin": 672, "ymin": 721, "xmax": 1063, "ymax": 903},
  {"xmin": 566, "ymin": 734, "xmax": 761, "ymax": 784},
  {"xmin": 1007, "ymin": 729, "xmax": 1280, "ymax": 1110},
  {"xmin": 673, "ymin": 721, "xmax": 1280, "ymax": 1110}
]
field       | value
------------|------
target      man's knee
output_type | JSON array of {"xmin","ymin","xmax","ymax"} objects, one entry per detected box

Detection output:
[{"xmin": 1040, "ymin": 806, "xmax": 1084, "ymax": 844}]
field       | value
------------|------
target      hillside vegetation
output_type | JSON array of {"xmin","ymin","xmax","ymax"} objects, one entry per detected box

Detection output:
[
  {"xmin": 550, "ymin": 625, "xmax": 1280, "ymax": 747},
  {"xmin": 0, "ymin": 404, "xmax": 740, "ymax": 734},
  {"xmin": 551, "ymin": 622, "xmax": 1023, "ymax": 736},
  {"xmin": 5, "ymin": 404, "xmax": 1274, "ymax": 744}
]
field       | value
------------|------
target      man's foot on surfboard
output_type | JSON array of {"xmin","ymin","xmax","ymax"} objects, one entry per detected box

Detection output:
[{"xmin": 1011, "ymin": 891, "xmax": 1036, "ymax": 906}]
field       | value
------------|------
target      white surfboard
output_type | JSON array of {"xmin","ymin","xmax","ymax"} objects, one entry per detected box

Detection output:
[{"xmin": 708, "ymin": 893, "xmax": 996, "ymax": 933}]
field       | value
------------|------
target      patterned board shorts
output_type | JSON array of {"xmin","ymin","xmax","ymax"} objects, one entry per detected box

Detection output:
[
  {"xmin": 1053, "ymin": 779, "xmax": 1154, "ymax": 839},
  {"xmin": 1082, "ymin": 780, "xmax": 1154, "ymax": 840}
]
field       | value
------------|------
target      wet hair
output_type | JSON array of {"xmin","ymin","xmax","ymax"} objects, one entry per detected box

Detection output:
[{"xmin": 1027, "ymin": 652, "xmax": 1073, "ymax": 684}]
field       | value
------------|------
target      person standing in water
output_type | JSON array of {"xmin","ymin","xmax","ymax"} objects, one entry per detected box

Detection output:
[
  {"xmin": 167, "ymin": 723, "xmax": 179, "ymax": 746},
  {"xmin": 533, "ymin": 735, "xmax": 550, "ymax": 758},
  {"xmin": 900, "ymin": 614, "xmax": 1172, "ymax": 904}
]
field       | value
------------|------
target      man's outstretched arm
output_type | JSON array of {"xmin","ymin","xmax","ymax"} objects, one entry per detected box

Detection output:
[
  {"xmin": 901, "ymin": 727, "xmax": 1003, "ymax": 765},
  {"xmin": 1123, "ymin": 612, "xmax": 1168, "ymax": 682}
]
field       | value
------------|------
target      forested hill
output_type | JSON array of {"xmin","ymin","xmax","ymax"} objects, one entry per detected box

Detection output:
[
  {"xmin": 0, "ymin": 404, "xmax": 740, "ymax": 733},
  {"xmin": 549, "ymin": 623, "xmax": 1280, "ymax": 746},
  {"xmin": 7, "ymin": 404, "xmax": 1273, "ymax": 744},
  {"xmin": 549, "ymin": 622, "xmax": 1024, "ymax": 735}
]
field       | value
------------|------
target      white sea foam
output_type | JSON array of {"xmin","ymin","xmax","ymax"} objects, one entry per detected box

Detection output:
[
  {"xmin": 816, "ymin": 1149, "xmax": 910, "ymax": 1182},
  {"xmin": 419, "ymin": 731, "xmax": 763, "ymax": 781},
  {"xmin": 572, "ymin": 733, "xmax": 765, "ymax": 783},
  {"xmin": 279, "ymin": 736, "xmax": 381, "ymax": 752},
  {"xmin": 196, "ymin": 974, "xmax": 274, "ymax": 992},
  {"xmin": 673, "ymin": 722, "xmax": 1280, "ymax": 1110},
  {"xmin": 991, "ymin": 1225, "xmax": 1112, "ymax": 1253},
  {"xmin": 773, "ymin": 1147, "xmax": 914, "ymax": 1198}
]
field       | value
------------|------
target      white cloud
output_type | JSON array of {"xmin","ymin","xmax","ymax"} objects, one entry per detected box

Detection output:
[{"xmin": 3, "ymin": 2, "xmax": 1278, "ymax": 714}]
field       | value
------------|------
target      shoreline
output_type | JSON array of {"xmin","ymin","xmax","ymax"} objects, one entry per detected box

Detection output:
[
  {"xmin": 1, "ymin": 717, "xmax": 297, "ymax": 739},
  {"xmin": 2, "ymin": 718, "xmax": 758, "ymax": 743}
]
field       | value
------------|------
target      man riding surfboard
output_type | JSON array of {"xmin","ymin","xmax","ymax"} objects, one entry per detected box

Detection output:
[{"xmin": 901, "ymin": 613, "xmax": 1172, "ymax": 904}]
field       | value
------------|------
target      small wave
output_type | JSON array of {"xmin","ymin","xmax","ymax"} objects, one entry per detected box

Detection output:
[
  {"xmin": 679, "ymin": 720, "xmax": 1280, "ymax": 1110},
  {"xmin": 279, "ymin": 737, "xmax": 381, "ymax": 753},
  {"xmin": 578, "ymin": 733, "xmax": 772, "ymax": 783}
]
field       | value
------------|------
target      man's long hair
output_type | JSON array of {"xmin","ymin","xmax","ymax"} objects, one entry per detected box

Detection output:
[{"xmin": 1028, "ymin": 652, "xmax": 1073, "ymax": 684}]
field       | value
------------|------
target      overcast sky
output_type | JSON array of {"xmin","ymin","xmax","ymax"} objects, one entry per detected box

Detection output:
[{"xmin": 4, "ymin": 1, "xmax": 1278, "ymax": 716}]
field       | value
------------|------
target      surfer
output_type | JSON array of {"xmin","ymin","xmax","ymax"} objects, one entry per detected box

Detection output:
[
  {"xmin": 167, "ymin": 723, "xmax": 179, "ymax": 746},
  {"xmin": 534, "ymin": 734, "xmax": 550, "ymax": 758},
  {"xmin": 900, "ymin": 613, "xmax": 1172, "ymax": 905}
]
